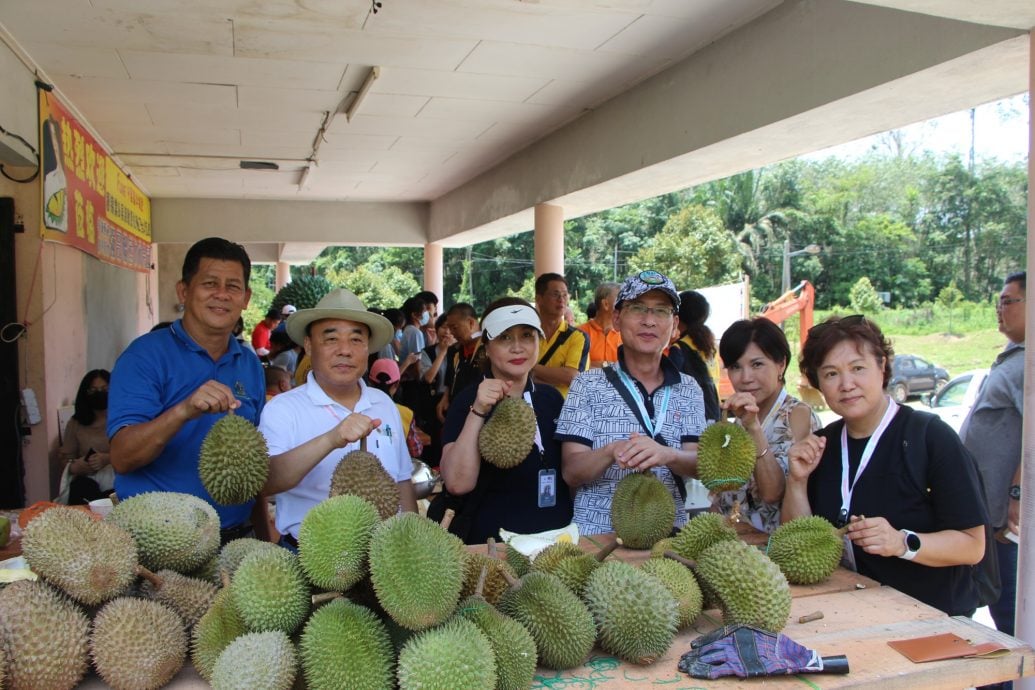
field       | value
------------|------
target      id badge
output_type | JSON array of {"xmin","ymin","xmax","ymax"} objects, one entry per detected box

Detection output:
[{"xmin": 538, "ymin": 469, "xmax": 557, "ymax": 508}]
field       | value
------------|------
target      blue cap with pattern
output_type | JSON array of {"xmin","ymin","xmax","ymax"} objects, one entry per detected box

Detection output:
[{"xmin": 616, "ymin": 270, "xmax": 680, "ymax": 309}]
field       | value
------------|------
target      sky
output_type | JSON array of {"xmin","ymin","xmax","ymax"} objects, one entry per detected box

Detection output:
[{"xmin": 806, "ymin": 93, "xmax": 1030, "ymax": 163}]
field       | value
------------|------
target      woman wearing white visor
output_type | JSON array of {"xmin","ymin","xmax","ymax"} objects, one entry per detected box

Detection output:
[{"xmin": 439, "ymin": 297, "xmax": 573, "ymax": 544}]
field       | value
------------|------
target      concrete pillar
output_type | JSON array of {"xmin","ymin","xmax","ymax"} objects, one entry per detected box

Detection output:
[
  {"xmin": 1017, "ymin": 31, "xmax": 1034, "ymax": 685},
  {"xmin": 275, "ymin": 261, "xmax": 290, "ymax": 291},
  {"xmin": 424, "ymin": 243, "xmax": 443, "ymax": 305},
  {"xmin": 534, "ymin": 203, "xmax": 564, "ymax": 278}
]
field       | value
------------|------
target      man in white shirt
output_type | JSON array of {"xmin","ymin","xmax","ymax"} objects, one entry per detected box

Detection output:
[{"xmin": 259, "ymin": 289, "xmax": 417, "ymax": 547}]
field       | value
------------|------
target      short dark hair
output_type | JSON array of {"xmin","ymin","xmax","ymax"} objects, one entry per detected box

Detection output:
[
  {"xmin": 1006, "ymin": 271, "xmax": 1026, "ymax": 290},
  {"xmin": 415, "ymin": 290, "xmax": 439, "ymax": 306},
  {"xmin": 402, "ymin": 296, "xmax": 427, "ymax": 319},
  {"xmin": 719, "ymin": 318, "xmax": 789, "ymax": 371},
  {"xmin": 535, "ymin": 273, "xmax": 567, "ymax": 295},
  {"xmin": 382, "ymin": 308, "xmax": 405, "ymax": 329},
  {"xmin": 435, "ymin": 313, "xmax": 448, "ymax": 329},
  {"xmin": 446, "ymin": 303, "xmax": 478, "ymax": 320},
  {"xmin": 73, "ymin": 369, "xmax": 110, "ymax": 426},
  {"xmin": 265, "ymin": 307, "xmax": 281, "ymax": 320},
  {"xmin": 800, "ymin": 315, "xmax": 894, "ymax": 389},
  {"xmin": 181, "ymin": 237, "xmax": 251, "ymax": 285}
]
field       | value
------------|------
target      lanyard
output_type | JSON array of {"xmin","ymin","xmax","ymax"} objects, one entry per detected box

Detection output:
[
  {"xmin": 521, "ymin": 390, "xmax": 545, "ymax": 454},
  {"xmin": 614, "ymin": 364, "xmax": 672, "ymax": 439},
  {"xmin": 759, "ymin": 389, "xmax": 787, "ymax": 436},
  {"xmin": 838, "ymin": 397, "xmax": 898, "ymax": 524}
]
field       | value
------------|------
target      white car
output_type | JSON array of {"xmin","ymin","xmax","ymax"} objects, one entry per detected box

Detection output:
[{"xmin": 923, "ymin": 369, "xmax": 989, "ymax": 433}]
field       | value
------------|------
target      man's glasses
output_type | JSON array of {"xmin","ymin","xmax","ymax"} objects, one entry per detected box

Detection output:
[
  {"xmin": 998, "ymin": 297, "xmax": 1025, "ymax": 307},
  {"xmin": 544, "ymin": 290, "xmax": 569, "ymax": 300},
  {"xmin": 807, "ymin": 314, "xmax": 866, "ymax": 337},
  {"xmin": 623, "ymin": 303, "xmax": 674, "ymax": 318}
]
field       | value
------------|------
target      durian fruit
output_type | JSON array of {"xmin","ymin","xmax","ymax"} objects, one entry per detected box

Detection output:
[
  {"xmin": 650, "ymin": 537, "xmax": 675, "ymax": 559},
  {"xmin": 397, "ymin": 618, "xmax": 497, "ymax": 690},
  {"xmin": 298, "ymin": 494, "xmax": 380, "ymax": 591},
  {"xmin": 498, "ymin": 570, "xmax": 596, "ymax": 670},
  {"xmin": 210, "ymin": 630, "xmax": 297, "ymax": 690},
  {"xmin": 191, "ymin": 588, "xmax": 247, "ymax": 682},
  {"xmin": 0, "ymin": 514, "xmax": 11, "ymax": 546},
  {"xmin": 583, "ymin": 560, "xmax": 678, "ymax": 665},
  {"xmin": 218, "ymin": 537, "xmax": 282, "ymax": 580},
  {"xmin": 478, "ymin": 397, "xmax": 537, "ymax": 468},
  {"xmin": 107, "ymin": 491, "xmax": 220, "ymax": 573},
  {"xmin": 300, "ymin": 598, "xmax": 395, "ymax": 690},
  {"xmin": 530, "ymin": 541, "xmax": 584, "ymax": 573},
  {"xmin": 188, "ymin": 552, "xmax": 222, "ymax": 585},
  {"xmin": 199, "ymin": 413, "xmax": 270, "ymax": 505},
  {"xmin": 504, "ymin": 541, "xmax": 531, "ymax": 577},
  {"xmin": 697, "ymin": 417, "xmax": 757, "ymax": 492},
  {"xmin": 0, "ymin": 580, "xmax": 90, "ymax": 690},
  {"xmin": 640, "ymin": 558, "xmax": 703, "ymax": 629},
  {"xmin": 670, "ymin": 511, "xmax": 738, "ymax": 561},
  {"xmin": 272, "ymin": 274, "xmax": 332, "ymax": 312},
  {"xmin": 329, "ymin": 437, "xmax": 400, "ymax": 520},
  {"xmin": 368, "ymin": 513, "xmax": 466, "ymax": 631},
  {"xmin": 90, "ymin": 597, "xmax": 187, "ymax": 690},
  {"xmin": 21, "ymin": 505, "xmax": 137, "ymax": 605},
  {"xmin": 695, "ymin": 539, "xmax": 791, "ymax": 632},
  {"xmin": 231, "ymin": 547, "xmax": 310, "ymax": 634},
  {"xmin": 139, "ymin": 566, "xmax": 220, "ymax": 628},
  {"xmin": 611, "ymin": 471, "xmax": 676, "ymax": 549},
  {"xmin": 460, "ymin": 547, "xmax": 516, "ymax": 606},
  {"xmin": 455, "ymin": 567, "xmax": 537, "ymax": 690},
  {"xmin": 767, "ymin": 515, "xmax": 847, "ymax": 585},
  {"xmin": 534, "ymin": 539, "xmax": 617, "ymax": 597}
]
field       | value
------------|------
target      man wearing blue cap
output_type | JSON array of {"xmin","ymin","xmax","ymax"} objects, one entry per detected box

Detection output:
[{"xmin": 556, "ymin": 269, "xmax": 706, "ymax": 535}]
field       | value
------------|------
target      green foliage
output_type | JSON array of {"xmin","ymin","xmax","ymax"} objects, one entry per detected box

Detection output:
[
  {"xmin": 326, "ymin": 264, "xmax": 421, "ymax": 311},
  {"xmin": 937, "ymin": 281, "xmax": 965, "ymax": 335},
  {"xmin": 629, "ymin": 205, "xmax": 742, "ymax": 288},
  {"xmin": 849, "ymin": 277, "xmax": 883, "ymax": 314},
  {"xmin": 242, "ymin": 265, "xmax": 275, "ymax": 334}
]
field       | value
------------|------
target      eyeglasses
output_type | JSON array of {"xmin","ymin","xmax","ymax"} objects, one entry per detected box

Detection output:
[
  {"xmin": 544, "ymin": 290, "xmax": 569, "ymax": 300},
  {"xmin": 807, "ymin": 314, "xmax": 866, "ymax": 337},
  {"xmin": 998, "ymin": 297, "xmax": 1025, "ymax": 307},
  {"xmin": 623, "ymin": 303, "xmax": 675, "ymax": 318}
]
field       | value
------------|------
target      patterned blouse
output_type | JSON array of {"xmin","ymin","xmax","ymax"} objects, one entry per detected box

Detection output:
[{"xmin": 714, "ymin": 392, "xmax": 820, "ymax": 533}]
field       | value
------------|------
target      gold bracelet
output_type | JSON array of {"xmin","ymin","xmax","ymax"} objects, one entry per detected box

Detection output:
[{"xmin": 756, "ymin": 447, "xmax": 771, "ymax": 460}]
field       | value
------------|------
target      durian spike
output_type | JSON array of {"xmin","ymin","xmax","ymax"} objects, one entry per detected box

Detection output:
[
  {"xmin": 311, "ymin": 591, "xmax": 342, "ymax": 606},
  {"xmin": 475, "ymin": 565, "xmax": 488, "ymax": 598},
  {"xmin": 441, "ymin": 508, "xmax": 455, "ymax": 531},
  {"xmin": 663, "ymin": 550, "xmax": 698, "ymax": 571},
  {"xmin": 136, "ymin": 565, "xmax": 164, "ymax": 590},
  {"xmin": 595, "ymin": 539, "xmax": 619, "ymax": 562},
  {"xmin": 486, "ymin": 537, "xmax": 499, "ymax": 559}
]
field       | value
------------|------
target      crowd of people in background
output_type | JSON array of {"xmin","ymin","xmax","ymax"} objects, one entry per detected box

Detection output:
[{"xmin": 63, "ymin": 236, "xmax": 1022, "ymax": 652}]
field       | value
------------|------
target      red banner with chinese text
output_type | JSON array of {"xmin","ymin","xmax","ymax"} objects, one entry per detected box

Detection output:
[{"xmin": 39, "ymin": 91, "xmax": 152, "ymax": 273}]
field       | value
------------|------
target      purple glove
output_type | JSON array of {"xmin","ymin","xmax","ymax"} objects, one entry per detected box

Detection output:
[{"xmin": 678, "ymin": 625, "xmax": 848, "ymax": 679}]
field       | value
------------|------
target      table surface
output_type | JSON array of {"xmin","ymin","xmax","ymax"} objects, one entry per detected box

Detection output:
[{"xmin": 19, "ymin": 524, "xmax": 1032, "ymax": 690}]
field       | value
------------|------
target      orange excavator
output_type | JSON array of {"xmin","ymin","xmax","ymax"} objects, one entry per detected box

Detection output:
[{"xmin": 717, "ymin": 280, "xmax": 824, "ymax": 408}]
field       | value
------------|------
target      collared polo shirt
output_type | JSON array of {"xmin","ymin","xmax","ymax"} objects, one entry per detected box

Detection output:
[
  {"xmin": 555, "ymin": 350, "xmax": 705, "ymax": 535},
  {"xmin": 259, "ymin": 374, "xmax": 411, "ymax": 539},
  {"xmin": 108, "ymin": 319, "xmax": 265, "ymax": 528},
  {"xmin": 537, "ymin": 321, "xmax": 589, "ymax": 397}
]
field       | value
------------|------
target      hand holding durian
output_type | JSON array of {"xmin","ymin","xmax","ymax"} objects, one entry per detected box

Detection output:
[
  {"xmin": 328, "ymin": 411, "xmax": 381, "ymax": 449},
  {"xmin": 613, "ymin": 431, "xmax": 677, "ymax": 471}
]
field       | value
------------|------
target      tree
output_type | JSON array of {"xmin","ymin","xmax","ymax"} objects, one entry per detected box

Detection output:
[
  {"xmin": 849, "ymin": 277, "xmax": 883, "ymax": 314},
  {"xmin": 326, "ymin": 264, "xmax": 421, "ymax": 310},
  {"xmin": 936, "ymin": 281, "xmax": 964, "ymax": 335},
  {"xmin": 629, "ymin": 205, "xmax": 742, "ymax": 289}
]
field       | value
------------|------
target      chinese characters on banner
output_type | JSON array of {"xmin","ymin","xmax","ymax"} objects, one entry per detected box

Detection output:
[{"xmin": 39, "ymin": 91, "xmax": 152, "ymax": 273}]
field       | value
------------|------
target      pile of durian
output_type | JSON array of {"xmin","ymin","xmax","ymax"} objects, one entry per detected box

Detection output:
[{"xmin": 1, "ymin": 477, "xmax": 845, "ymax": 689}]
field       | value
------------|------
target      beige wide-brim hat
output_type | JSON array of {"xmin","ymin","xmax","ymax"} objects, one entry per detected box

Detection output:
[{"xmin": 285, "ymin": 288, "xmax": 394, "ymax": 354}]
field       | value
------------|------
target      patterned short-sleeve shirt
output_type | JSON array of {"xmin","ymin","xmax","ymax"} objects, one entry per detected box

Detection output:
[{"xmin": 555, "ymin": 358, "xmax": 706, "ymax": 535}]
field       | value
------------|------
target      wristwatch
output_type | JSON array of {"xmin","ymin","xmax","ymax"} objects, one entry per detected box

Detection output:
[
  {"xmin": 899, "ymin": 529, "xmax": 921, "ymax": 561},
  {"xmin": 1009, "ymin": 485, "xmax": 1021, "ymax": 500}
]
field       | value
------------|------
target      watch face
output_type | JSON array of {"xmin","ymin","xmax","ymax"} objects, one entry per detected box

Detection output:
[
  {"xmin": 906, "ymin": 532, "xmax": 921, "ymax": 551},
  {"xmin": 1010, "ymin": 485, "xmax": 1022, "ymax": 500}
]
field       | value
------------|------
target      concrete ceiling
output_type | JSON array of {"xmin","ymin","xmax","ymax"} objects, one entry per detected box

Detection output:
[
  {"xmin": 0, "ymin": 0, "xmax": 1030, "ymax": 263},
  {"xmin": 0, "ymin": 0, "xmax": 782, "ymax": 202}
]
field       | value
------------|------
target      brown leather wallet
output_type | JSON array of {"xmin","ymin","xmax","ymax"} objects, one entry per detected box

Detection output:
[{"xmin": 888, "ymin": 633, "xmax": 1008, "ymax": 663}]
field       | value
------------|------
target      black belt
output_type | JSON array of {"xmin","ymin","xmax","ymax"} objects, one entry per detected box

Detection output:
[{"xmin": 219, "ymin": 523, "xmax": 254, "ymax": 544}]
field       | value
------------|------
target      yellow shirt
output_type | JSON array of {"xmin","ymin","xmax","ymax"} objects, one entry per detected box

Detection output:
[{"xmin": 537, "ymin": 321, "xmax": 590, "ymax": 397}]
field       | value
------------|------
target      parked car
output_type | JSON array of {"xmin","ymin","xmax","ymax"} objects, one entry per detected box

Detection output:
[
  {"xmin": 887, "ymin": 354, "xmax": 949, "ymax": 403},
  {"xmin": 923, "ymin": 369, "xmax": 989, "ymax": 433}
]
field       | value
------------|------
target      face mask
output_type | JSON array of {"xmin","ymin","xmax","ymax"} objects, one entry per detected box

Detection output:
[
  {"xmin": 419, "ymin": 311, "xmax": 431, "ymax": 326},
  {"xmin": 395, "ymin": 329, "xmax": 403, "ymax": 340},
  {"xmin": 87, "ymin": 390, "xmax": 108, "ymax": 411}
]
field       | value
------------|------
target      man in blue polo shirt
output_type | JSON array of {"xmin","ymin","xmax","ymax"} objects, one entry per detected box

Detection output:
[{"xmin": 108, "ymin": 237, "xmax": 265, "ymax": 541}]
